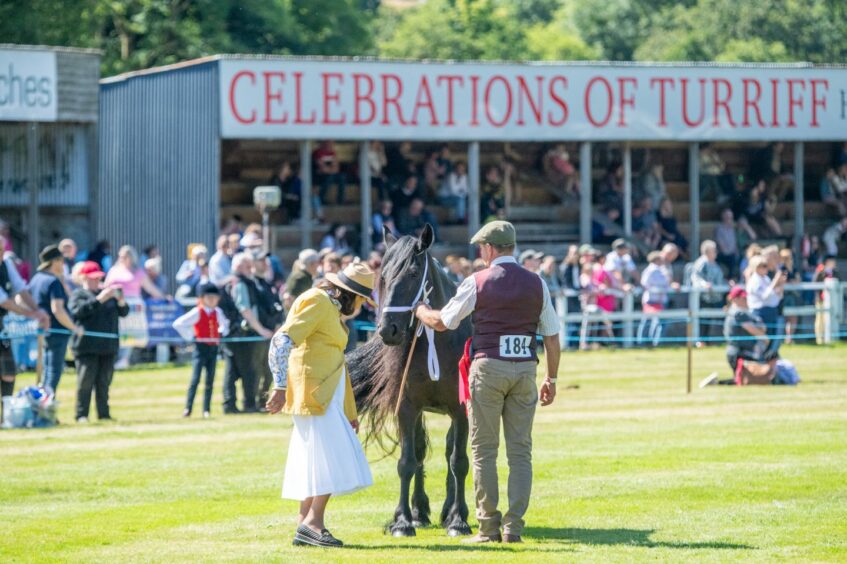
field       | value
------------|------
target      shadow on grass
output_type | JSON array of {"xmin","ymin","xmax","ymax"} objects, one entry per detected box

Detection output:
[{"xmin": 526, "ymin": 527, "xmax": 755, "ymax": 550}]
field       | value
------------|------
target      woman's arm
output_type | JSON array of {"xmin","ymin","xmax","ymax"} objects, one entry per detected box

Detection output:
[{"xmin": 140, "ymin": 273, "xmax": 165, "ymax": 299}]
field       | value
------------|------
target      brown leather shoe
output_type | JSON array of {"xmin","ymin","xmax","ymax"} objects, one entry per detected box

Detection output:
[
  {"xmin": 461, "ymin": 533, "xmax": 502, "ymax": 544},
  {"xmin": 503, "ymin": 534, "xmax": 523, "ymax": 543}
]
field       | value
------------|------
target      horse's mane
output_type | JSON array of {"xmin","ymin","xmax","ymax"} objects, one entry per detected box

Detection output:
[{"xmin": 348, "ymin": 235, "xmax": 456, "ymax": 453}]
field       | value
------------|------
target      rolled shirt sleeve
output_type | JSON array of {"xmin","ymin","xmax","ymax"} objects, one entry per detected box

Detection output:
[
  {"xmin": 4, "ymin": 258, "xmax": 27, "ymax": 294},
  {"xmin": 440, "ymin": 276, "xmax": 477, "ymax": 330},
  {"xmin": 537, "ymin": 278, "xmax": 561, "ymax": 337}
]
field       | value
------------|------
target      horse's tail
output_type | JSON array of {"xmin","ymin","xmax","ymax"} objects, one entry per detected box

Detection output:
[{"xmin": 347, "ymin": 336, "xmax": 408, "ymax": 455}]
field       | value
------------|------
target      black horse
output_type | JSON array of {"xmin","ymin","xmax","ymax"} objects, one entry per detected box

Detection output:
[{"xmin": 348, "ymin": 224, "xmax": 473, "ymax": 537}]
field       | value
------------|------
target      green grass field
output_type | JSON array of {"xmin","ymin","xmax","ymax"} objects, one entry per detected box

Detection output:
[{"xmin": 2, "ymin": 345, "xmax": 846, "ymax": 563}]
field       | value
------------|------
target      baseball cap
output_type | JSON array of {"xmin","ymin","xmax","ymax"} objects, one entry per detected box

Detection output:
[
  {"xmin": 728, "ymin": 286, "xmax": 747, "ymax": 300},
  {"xmin": 518, "ymin": 249, "xmax": 543, "ymax": 263},
  {"xmin": 612, "ymin": 238, "xmax": 629, "ymax": 250},
  {"xmin": 78, "ymin": 261, "xmax": 106, "ymax": 279},
  {"xmin": 470, "ymin": 220, "xmax": 516, "ymax": 246}
]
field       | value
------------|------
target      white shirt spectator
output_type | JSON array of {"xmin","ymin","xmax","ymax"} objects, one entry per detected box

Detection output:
[
  {"xmin": 439, "ymin": 256, "xmax": 559, "ymax": 335},
  {"xmin": 603, "ymin": 251, "xmax": 637, "ymax": 282},
  {"xmin": 640, "ymin": 263, "xmax": 672, "ymax": 306},
  {"xmin": 445, "ymin": 171, "xmax": 468, "ymax": 197},
  {"xmin": 172, "ymin": 306, "xmax": 230, "ymax": 342},
  {"xmin": 208, "ymin": 251, "xmax": 232, "ymax": 286},
  {"xmin": 746, "ymin": 272, "xmax": 781, "ymax": 309}
]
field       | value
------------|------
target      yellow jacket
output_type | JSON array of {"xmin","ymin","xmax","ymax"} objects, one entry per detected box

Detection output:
[{"xmin": 281, "ymin": 288, "xmax": 357, "ymax": 420}]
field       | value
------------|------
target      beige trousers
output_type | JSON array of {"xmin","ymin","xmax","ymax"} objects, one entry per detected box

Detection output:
[{"xmin": 468, "ymin": 357, "xmax": 538, "ymax": 537}]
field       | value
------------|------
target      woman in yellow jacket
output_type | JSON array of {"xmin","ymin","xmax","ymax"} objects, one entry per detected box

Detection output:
[{"xmin": 266, "ymin": 261, "xmax": 375, "ymax": 548}]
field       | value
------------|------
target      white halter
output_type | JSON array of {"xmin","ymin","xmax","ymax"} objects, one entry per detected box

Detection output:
[{"xmin": 381, "ymin": 255, "xmax": 440, "ymax": 381}]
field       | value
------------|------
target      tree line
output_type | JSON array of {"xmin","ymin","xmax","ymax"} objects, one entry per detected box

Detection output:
[{"xmin": 2, "ymin": 0, "xmax": 845, "ymax": 75}]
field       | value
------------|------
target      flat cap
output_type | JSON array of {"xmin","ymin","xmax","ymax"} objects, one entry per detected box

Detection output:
[{"xmin": 470, "ymin": 220, "xmax": 516, "ymax": 246}]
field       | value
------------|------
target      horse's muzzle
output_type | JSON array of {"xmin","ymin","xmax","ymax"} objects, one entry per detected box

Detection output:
[{"xmin": 378, "ymin": 320, "xmax": 404, "ymax": 346}]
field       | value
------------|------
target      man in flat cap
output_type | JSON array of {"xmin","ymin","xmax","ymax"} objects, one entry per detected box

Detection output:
[{"xmin": 415, "ymin": 220, "xmax": 560, "ymax": 544}]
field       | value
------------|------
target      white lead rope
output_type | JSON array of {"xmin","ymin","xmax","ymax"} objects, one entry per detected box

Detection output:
[{"xmin": 381, "ymin": 257, "xmax": 441, "ymax": 381}]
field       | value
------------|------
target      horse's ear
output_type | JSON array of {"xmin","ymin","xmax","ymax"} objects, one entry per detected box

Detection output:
[
  {"xmin": 416, "ymin": 223, "xmax": 435, "ymax": 252},
  {"xmin": 383, "ymin": 225, "xmax": 397, "ymax": 248}
]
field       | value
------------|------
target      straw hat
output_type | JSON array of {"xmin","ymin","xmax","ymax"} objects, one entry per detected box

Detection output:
[{"xmin": 325, "ymin": 262, "xmax": 376, "ymax": 306}]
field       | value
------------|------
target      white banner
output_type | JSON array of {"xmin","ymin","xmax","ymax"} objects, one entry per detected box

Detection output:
[
  {"xmin": 0, "ymin": 50, "xmax": 57, "ymax": 122},
  {"xmin": 220, "ymin": 59, "xmax": 847, "ymax": 141}
]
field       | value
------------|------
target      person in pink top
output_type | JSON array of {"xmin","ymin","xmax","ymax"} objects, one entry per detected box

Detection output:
[
  {"xmin": 592, "ymin": 255, "xmax": 616, "ymax": 313},
  {"xmin": 105, "ymin": 246, "xmax": 164, "ymax": 299}
]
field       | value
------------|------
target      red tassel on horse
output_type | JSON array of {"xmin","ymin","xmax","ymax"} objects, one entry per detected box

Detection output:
[{"xmin": 458, "ymin": 337, "xmax": 472, "ymax": 412}]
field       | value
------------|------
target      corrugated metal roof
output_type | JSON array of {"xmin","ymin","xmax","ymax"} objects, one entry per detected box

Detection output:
[{"xmin": 0, "ymin": 43, "xmax": 101, "ymax": 55}]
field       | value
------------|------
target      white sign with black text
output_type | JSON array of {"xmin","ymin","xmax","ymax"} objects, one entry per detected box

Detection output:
[{"xmin": 0, "ymin": 49, "xmax": 57, "ymax": 122}]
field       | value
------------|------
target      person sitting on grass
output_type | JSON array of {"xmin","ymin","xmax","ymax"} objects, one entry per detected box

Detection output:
[{"xmin": 173, "ymin": 283, "xmax": 230, "ymax": 419}]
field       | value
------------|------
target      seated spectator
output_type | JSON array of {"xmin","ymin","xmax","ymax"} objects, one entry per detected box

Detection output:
[
  {"xmin": 365, "ymin": 141, "xmax": 389, "ymax": 201},
  {"xmin": 822, "ymin": 217, "xmax": 847, "ymax": 256},
  {"xmin": 480, "ymin": 166, "xmax": 505, "ymax": 222},
  {"xmin": 632, "ymin": 196, "xmax": 660, "ymax": 252},
  {"xmin": 319, "ymin": 224, "xmax": 353, "ymax": 256},
  {"xmin": 714, "ymin": 209, "xmax": 741, "ymax": 280},
  {"xmin": 437, "ymin": 144, "xmax": 453, "ymax": 181},
  {"xmin": 385, "ymin": 141, "xmax": 416, "ymax": 188},
  {"xmin": 691, "ymin": 240, "xmax": 727, "ymax": 345},
  {"xmin": 269, "ymin": 162, "xmax": 315, "ymax": 221},
  {"xmin": 819, "ymin": 166, "xmax": 847, "ymax": 216},
  {"xmin": 175, "ymin": 245, "xmax": 207, "ymax": 298},
  {"xmin": 423, "ymin": 150, "xmax": 446, "ymax": 198},
  {"xmin": 393, "ymin": 175, "xmax": 424, "ymax": 212},
  {"xmin": 751, "ymin": 142, "xmax": 793, "ymax": 201},
  {"xmin": 543, "ymin": 143, "xmax": 578, "ymax": 198},
  {"xmin": 699, "ymin": 142, "xmax": 734, "ymax": 203},
  {"xmin": 638, "ymin": 251, "xmax": 672, "ymax": 347},
  {"xmin": 312, "ymin": 140, "xmax": 346, "ymax": 205},
  {"xmin": 397, "ymin": 198, "xmax": 439, "ymax": 241},
  {"xmin": 592, "ymin": 206, "xmax": 625, "ymax": 245},
  {"xmin": 597, "ymin": 162, "xmax": 624, "ymax": 215},
  {"xmin": 438, "ymin": 161, "xmax": 468, "ymax": 224},
  {"xmin": 208, "ymin": 235, "xmax": 232, "ymax": 287},
  {"xmin": 736, "ymin": 179, "xmax": 782, "ymax": 237},
  {"xmin": 657, "ymin": 198, "xmax": 688, "ymax": 256},
  {"xmin": 372, "ymin": 200, "xmax": 400, "ymax": 247},
  {"xmin": 638, "ymin": 163, "xmax": 666, "ymax": 210},
  {"xmin": 143, "ymin": 257, "xmax": 168, "ymax": 298},
  {"xmin": 700, "ymin": 286, "xmax": 774, "ymax": 386}
]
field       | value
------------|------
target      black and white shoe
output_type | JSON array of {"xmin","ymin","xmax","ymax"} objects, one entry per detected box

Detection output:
[{"xmin": 292, "ymin": 525, "xmax": 343, "ymax": 548}]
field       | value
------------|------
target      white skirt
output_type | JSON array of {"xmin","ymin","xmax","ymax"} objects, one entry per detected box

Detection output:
[{"xmin": 282, "ymin": 369, "xmax": 373, "ymax": 500}]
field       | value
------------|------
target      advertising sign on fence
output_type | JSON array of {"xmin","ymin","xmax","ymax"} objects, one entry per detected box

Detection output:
[
  {"xmin": 221, "ymin": 59, "xmax": 847, "ymax": 142},
  {"xmin": 0, "ymin": 49, "xmax": 57, "ymax": 122},
  {"xmin": 144, "ymin": 299, "xmax": 184, "ymax": 346},
  {"xmin": 119, "ymin": 298, "xmax": 150, "ymax": 348}
]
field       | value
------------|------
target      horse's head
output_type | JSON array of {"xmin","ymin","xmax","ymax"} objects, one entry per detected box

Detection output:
[{"xmin": 377, "ymin": 223, "xmax": 435, "ymax": 346}]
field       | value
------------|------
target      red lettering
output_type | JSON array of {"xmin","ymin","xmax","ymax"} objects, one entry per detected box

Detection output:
[
  {"xmin": 484, "ymin": 76, "xmax": 513, "ymax": 127},
  {"xmin": 547, "ymin": 76, "xmax": 569, "ymax": 126},
  {"xmin": 516, "ymin": 76, "xmax": 543, "ymax": 126},
  {"xmin": 680, "ymin": 78, "xmax": 707, "ymax": 127},
  {"xmin": 381, "ymin": 74, "xmax": 407, "ymax": 126},
  {"xmin": 787, "ymin": 78, "xmax": 805, "ymax": 127},
  {"xmin": 470, "ymin": 76, "xmax": 480, "ymax": 126},
  {"xmin": 262, "ymin": 71, "xmax": 287, "ymax": 125},
  {"xmin": 585, "ymin": 76, "xmax": 613, "ymax": 127},
  {"xmin": 321, "ymin": 72, "xmax": 345, "ymax": 125},
  {"xmin": 436, "ymin": 75, "xmax": 464, "ymax": 126},
  {"xmin": 770, "ymin": 78, "xmax": 780, "ymax": 126},
  {"xmin": 617, "ymin": 77, "xmax": 637, "ymax": 127},
  {"xmin": 742, "ymin": 78, "xmax": 764, "ymax": 127},
  {"xmin": 650, "ymin": 77, "xmax": 674, "ymax": 127},
  {"xmin": 410, "ymin": 76, "xmax": 438, "ymax": 126},
  {"xmin": 353, "ymin": 73, "xmax": 376, "ymax": 125},
  {"xmin": 293, "ymin": 72, "xmax": 315, "ymax": 125},
  {"xmin": 810, "ymin": 78, "xmax": 828, "ymax": 127},
  {"xmin": 229, "ymin": 71, "xmax": 256, "ymax": 124},
  {"xmin": 712, "ymin": 78, "xmax": 736, "ymax": 127}
]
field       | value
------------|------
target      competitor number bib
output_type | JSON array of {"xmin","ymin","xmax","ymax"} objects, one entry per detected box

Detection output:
[{"xmin": 499, "ymin": 335, "xmax": 532, "ymax": 359}]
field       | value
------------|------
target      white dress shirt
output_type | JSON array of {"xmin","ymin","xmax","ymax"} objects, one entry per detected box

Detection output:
[
  {"xmin": 745, "ymin": 272, "xmax": 781, "ymax": 309},
  {"xmin": 172, "ymin": 306, "xmax": 230, "ymax": 342},
  {"xmin": 440, "ymin": 256, "xmax": 560, "ymax": 336}
]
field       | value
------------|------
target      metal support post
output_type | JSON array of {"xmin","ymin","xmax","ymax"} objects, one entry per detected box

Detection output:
[
  {"xmin": 359, "ymin": 141, "xmax": 373, "ymax": 257},
  {"xmin": 688, "ymin": 143, "xmax": 701, "ymax": 257},
  {"xmin": 468, "ymin": 141, "xmax": 481, "ymax": 258},
  {"xmin": 299, "ymin": 141, "xmax": 312, "ymax": 250},
  {"xmin": 580, "ymin": 142, "xmax": 592, "ymax": 243}
]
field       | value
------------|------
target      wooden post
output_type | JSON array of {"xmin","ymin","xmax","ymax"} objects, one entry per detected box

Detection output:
[
  {"xmin": 686, "ymin": 307, "xmax": 693, "ymax": 394},
  {"xmin": 36, "ymin": 333, "xmax": 44, "ymax": 387}
]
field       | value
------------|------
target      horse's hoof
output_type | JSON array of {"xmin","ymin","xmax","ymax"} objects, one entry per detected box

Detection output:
[
  {"xmin": 412, "ymin": 519, "xmax": 431, "ymax": 529},
  {"xmin": 391, "ymin": 526, "xmax": 417, "ymax": 538},
  {"xmin": 447, "ymin": 523, "xmax": 472, "ymax": 537}
]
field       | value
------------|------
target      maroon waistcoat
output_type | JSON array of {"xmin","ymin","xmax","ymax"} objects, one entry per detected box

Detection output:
[{"xmin": 472, "ymin": 261, "xmax": 543, "ymax": 362}]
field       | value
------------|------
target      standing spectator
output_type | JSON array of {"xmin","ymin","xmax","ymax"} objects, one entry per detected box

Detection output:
[
  {"xmin": 690, "ymin": 240, "xmax": 727, "ymax": 345},
  {"xmin": 443, "ymin": 255, "xmax": 464, "ymax": 285},
  {"xmin": 745, "ymin": 255, "xmax": 785, "ymax": 358},
  {"xmin": 68, "ymin": 261, "xmax": 129, "ymax": 423},
  {"xmin": 423, "ymin": 150, "xmax": 445, "ymax": 198},
  {"xmin": 632, "ymin": 196, "xmax": 661, "ymax": 252},
  {"xmin": 88, "ymin": 240, "xmax": 113, "ymax": 272},
  {"xmin": 173, "ymin": 283, "xmax": 229, "ymax": 419},
  {"xmin": 604, "ymin": 239, "xmax": 638, "ymax": 291},
  {"xmin": 0, "ymin": 236, "xmax": 48, "ymax": 408},
  {"xmin": 209, "ymin": 235, "xmax": 233, "ymax": 287},
  {"xmin": 385, "ymin": 141, "xmax": 416, "ymax": 188},
  {"xmin": 269, "ymin": 162, "xmax": 310, "ymax": 221},
  {"xmin": 559, "ymin": 245, "xmax": 583, "ymax": 347},
  {"xmin": 143, "ymin": 257, "xmax": 168, "ymax": 298},
  {"xmin": 59, "ymin": 238, "xmax": 78, "ymax": 288},
  {"xmin": 28, "ymin": 245, "xmax": 84, "ymax": 392},
  {"xmin": 397, "ymin": 198, "xmax": 439, "ymax": 241},
  {"xmin": 283, "ymin": 249, "xmax": 320, "ymax": 311},
  {"xmin": 812, "ymin": 256, "xmax": 838, "ymax": 344},
  {"xmin": 372, "ymin": 200, "xmax": 400, "ymax": 248},
  {"xmin": 313, "ymin": 140, "xmax": 346, "ymax": 205},
  {"xmin": 319, "ymin": 224, "xmax": 352, "ymax": 256},
  {"xmin": 105, "ymin": 246, "xmax": 164, "ymax": 300},
  {"xmin": 592, "ymin": 207, "xmax": 625, "ymax": 245},
  {"xmin": 538, "ymin": 256, "xmax": 561, "ymax": 295},
  {"xmin": 657, "ymin": 198, "xmax": 688, "ymax": 256},
  {"xmin": 779, "ymin": 248, "xmax": 802, "ymax": 345},
  {"xmin": 253, "ymin": 255, "xmax": 284, "ymax": 411},
  {"xmin": 588, "ymin": 253, "xmax": 616, "ymax": 344},
  {"xmin": 819, "ymin": 167, "xmax": 847, "ymax": 216},
  {"xmin": 751, "ymin": 142, "xmax": 793, "ymax": 200},
  {"xmin": 519, "ymin": 249, "xmax": 543, "ymax": 272},
  {"xmin": 699, "ymin": 143, "xmax": 734, "ymax": 203},
  {"xmin": 822, "ymin": 217, "xmax": 847, "ymax": 256},
  {"xmin": 542, "ymin": 143, "xmax": 578, "ymax": 198},
  {"xmin": 175, "ymin": 245, "xmax": 207, "ymax": 298},
  {"xmin": 141, "ymin": 245, "xmax": 159, "ymax": 265},
  {"xmin": 638, "ymin": 251, "xmax": 672, "ymax": 347},
  {"xmin": 319, "ymin": 252, "xmax": 342, "ymax": 279},
  {"xmin": 480, "ymin": 166, "xmax": 506, "ymax": 222},
  {"xmin": 439, "ymin": 161, "xmax": 468, "ymax": 224},
  {"xmin": 392, "ymin": 175, "xmax": 424, "ymax": 212},
  {"xmin": 597, "ymin": 162, "xmax": 624, "ymax": 215},
  {"xmin": 714, "ymin": 209, "xmax": 741, "ymax": 280},
  {"xmin": 222, "ymin": 253, "xmax": 274, "ymax": 414},
  {"xmin": 366, "ymin": 141, "xmax": 389, "ymax": 201}
]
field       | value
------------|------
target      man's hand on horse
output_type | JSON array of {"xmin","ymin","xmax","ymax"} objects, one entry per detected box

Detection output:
[
  {"xmin": 540, "ymin": 378, "xmax": 557, "ymax": 406},
  {"xmin": 350, "ymin": 418, "xmax": 360, "ymax": 433},
  {"xmin": 266, "ymin": 388, "xmax": 286, "ymax": 414}
]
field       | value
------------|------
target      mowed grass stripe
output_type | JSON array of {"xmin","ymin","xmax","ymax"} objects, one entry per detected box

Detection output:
[{"xmin": 1, "ymin": 345, "xmax": 845, "ymax": 562}]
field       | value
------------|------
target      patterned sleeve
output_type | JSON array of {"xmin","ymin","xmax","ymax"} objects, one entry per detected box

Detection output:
[{"xmin": 268, "ymin": 331, "xmax": 294, "ymax": 389}]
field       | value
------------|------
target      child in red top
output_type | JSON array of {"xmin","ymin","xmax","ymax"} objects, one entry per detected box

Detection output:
[{"xmin": 173, "ymin": 284, "xmax": 229, "ymax": 418}]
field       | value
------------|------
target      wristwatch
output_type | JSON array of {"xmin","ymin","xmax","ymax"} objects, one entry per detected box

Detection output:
[{"xmin": 545, "ymin": 377, "xmax": 558, "ymax": 384}]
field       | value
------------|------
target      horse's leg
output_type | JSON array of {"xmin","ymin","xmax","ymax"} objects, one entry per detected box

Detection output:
[
  {"xmin": 389, "ymin": 403, "xmax": 418, "ymax": 537},
  {"xmin": 444, "ymin": 409, "xmax": 472, "ymax": 537},
  {"xmin": 410, "ymin": 413, "xmax": 431, "ymax": 528},
  {"xmin": 440, "ymin": 422, "xmax": 456, "ymax": 527}
]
